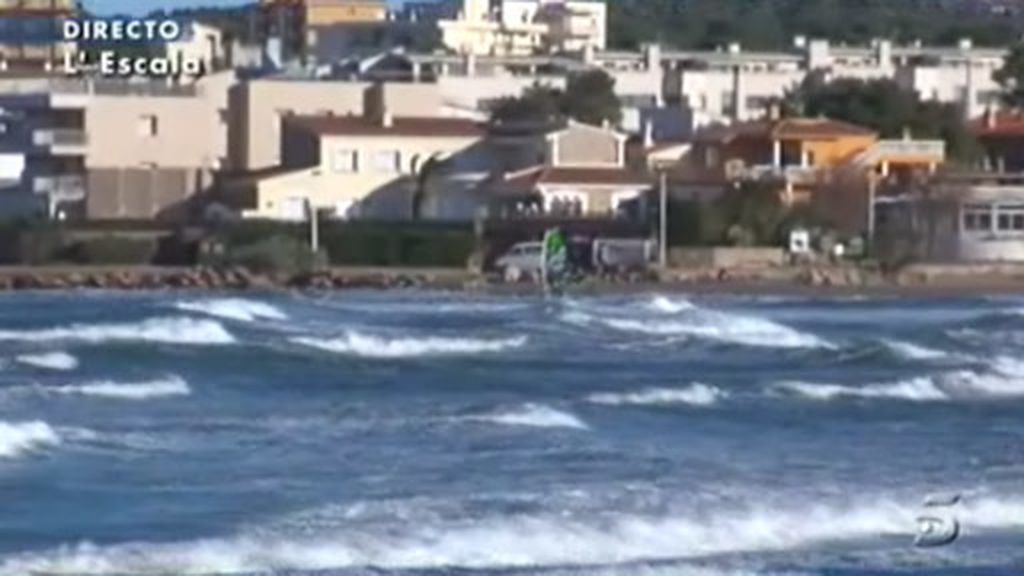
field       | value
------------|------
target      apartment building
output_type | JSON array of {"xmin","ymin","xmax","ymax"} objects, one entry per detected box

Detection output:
[
  {"xmin": 0, "ymin": 0, "xmax": 77, "ymax": 73},
  {"xmin": 256, "ymin": 0, "xmax": 388, "ymax": 61},
  {"xmin": 224, "ymin": 112, "xmax": 487, "ymax": 220},
  {"xmin": 226, "ymin": 77, "xmax": 443, "ymax": 172},
  {"xmin": 439, "ymin": 0, "xmax": 606, "ymax": 56},
  {"xmin": 0, "ymin": 72, "xmax": 235, "ymax": 220}
]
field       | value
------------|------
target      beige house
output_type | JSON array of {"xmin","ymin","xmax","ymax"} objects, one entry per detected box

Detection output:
[
  {"xmin": 495, "ymin": 121, "xmax": 652, "ymax": 217},
  {"xmin": 224, "ymin": 113, "xmax": 486, "ymax": 220},
  {"xmin": 226, "ymin": 79, "xmax": 443, "ymax": 172}
]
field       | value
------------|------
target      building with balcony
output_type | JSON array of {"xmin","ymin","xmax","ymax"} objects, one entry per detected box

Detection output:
[
  {"xmin": 0, "ymin": 0, "xmax": 78, "ymax": 73},
  {"xmin": 439, "ymin": 0, "xmax": 606, "ymax": 57},
  {"xmin": 0, "ymin": 71, "xmax": 235, "ymax": 220},
  {"xmin": 670, "ymin": 115, "xmax": 945, "ymax": 208}
]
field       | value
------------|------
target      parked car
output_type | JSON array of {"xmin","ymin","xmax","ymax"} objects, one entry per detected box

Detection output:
[
  {"xmin": 494, "ymin": 241, "xmax": 543, "ymax": 282},
  {"xmin": 593, "ymin": 238, "xmax": 656, "ymax": 273}
]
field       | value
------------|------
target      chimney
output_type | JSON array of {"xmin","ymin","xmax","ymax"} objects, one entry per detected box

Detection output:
[{"xmin": 381, "ymin": 110, "xmax": 394, "ymax": 128}]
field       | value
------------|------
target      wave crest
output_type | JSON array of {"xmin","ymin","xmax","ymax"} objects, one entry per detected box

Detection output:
[
  {"xmin": 292, "ymin": 331, "xmax": 527, "ymax": 359},
  {"xmin": 588, "ymin": 384, "xmax": 727, "ymax": 407},
  {"xmin": 0, "ymin": 421, "xmax": 61, "ymax": 458},
  {"xmin": 468, "ymin": 404, "xmax": 589, "ymax": 430},
  {"xmin": 15, "ymin": 351, "xmax": 79, "ymax": 371},
  {"xmin": 174, "ymin": 299, "xmax": 288, "ymax": 322},
  {"xmin": 5, "ymin": 494, "xmax": 1023, "ymax": 574},
  {"xmin": 0, "ymin": 317, "xmax": 235, "ymax": 346},
  {"xmin": 50, "ymin": 376, "xmax": 191, "ymax": 401}
]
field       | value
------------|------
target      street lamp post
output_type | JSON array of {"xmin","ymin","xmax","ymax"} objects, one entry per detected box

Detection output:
[{"xmin": 658, "ymin": 169, "xmax": 668, "ymax": 269}]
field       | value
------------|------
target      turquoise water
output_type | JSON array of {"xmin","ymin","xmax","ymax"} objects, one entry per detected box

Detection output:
[{"xmin": 0, "ymin": 290, "xmax": 1022, "ymax": 575}]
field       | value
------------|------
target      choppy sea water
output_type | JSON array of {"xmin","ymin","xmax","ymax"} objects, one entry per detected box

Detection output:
[{"xmin": 0, "ymin": 290, "xmax": 1022, "ymax": 576}]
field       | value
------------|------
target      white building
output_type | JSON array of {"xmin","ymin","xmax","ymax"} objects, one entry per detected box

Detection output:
[{"xmin": 439, "ymin": 0, "xmax": 606, "ymax": 56}]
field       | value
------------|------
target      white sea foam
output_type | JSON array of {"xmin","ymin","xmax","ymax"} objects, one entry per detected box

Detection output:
[
  {"xmin": 565, "ymin": 307, "xmax": 831, "ymax": 350},
  {"xmin": 880, "ymin": 340, "xmax": 949, "ymax": 361},
  {"xmin": 776, "ymin": 358, "xmax": 1024, "ymax": 402},
  {"xmin": 15, "ymin": 351, "xmax": 79, "ymax": 371},
  {"xmin": 174, "ymin": 299, "xmax": 288, "ymax": 322},
  {"xmin": 646, "ymin": 296, "xmax": 697, "ymax": 314},
  {"xmin": 49, "ymin": 376, "xmax": 191, "ymax": 401},
  {"xmin": 468, "ymin": 404, "xmax": 589, "ymax": 430},
  {"xmin": 0, "ymin": 421, "xmax": 61, "ymax": 458},
  {"xmin": 4, "ymin": 494, "xmax": 1022, "ymax": 575},
  {"xmin": 292, "ymin": 331, "xmax": 527, "ymax": 359},
  {"xmin": 588, "ymin": 384, "xmax": 728, "ymax": 407},
  {"xmin": 0, "ymin": 317, "xmax": 235, "ymax": 346}
]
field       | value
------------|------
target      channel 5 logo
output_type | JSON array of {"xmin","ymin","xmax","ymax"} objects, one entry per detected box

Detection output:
[{"xmin": 915, "ymin": 493, "xmax": 961, "ymax": 548}]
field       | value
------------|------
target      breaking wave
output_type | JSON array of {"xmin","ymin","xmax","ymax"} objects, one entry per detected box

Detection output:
[
  {"xmin": 564, "ymin": 306, "xmax": 831, "ymax": 350},
  {"xmin": 292, "ymin": 331, "xmax": 527, "ymax": 359},
  {"xmin": 645, "ymin": 296, "xmax": 697, "ymax": 314},
  {"xmin": 3, "ymin": 493, "xmax": 1022, "ymax": 575},
  {"xmin": 15, "ymin": 351, "xmax": 79, "ymax": 371},
  {"xmin": 174, "ymin": 299, "xmax": 288, "ymax": 322},
  {"xmin": 588, "ymin": 383, "xmax": 728, "ymax": 407},
  {"xmin": 49, "ymin": 376, "xmax": 191, "ymax": 401},
  {"xmin": 468, "ymin": 404, "xmax": 589, "ymax": 430},
  {"xmin": 776, "ymin": 356, "xmax": 1024, "ymax": 402},
  {"xmin": 0, "ymin": 317, "xmax": 235, "ymax": 346},
  {"xmin": 0, "ymin": 421, "xmax": 61, "ymax": 459},
  {"xmin": 880, "ymin": 340, "xmax": 949, "ymax": 361}
]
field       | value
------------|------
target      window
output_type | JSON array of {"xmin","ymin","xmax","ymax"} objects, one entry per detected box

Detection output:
[
  {"xmin": 373, "ymin": 150, "xmax": 401, "ymax": 173},
  {"xmin": 995, "ymin": 205, "xmax": 1024, "ymax": 232},
  {"xmin": 963, "ymin": 204, "xmax": 992, "ymax": 232},
  {"xmin": 331, "ymin": 149, "xmax": 358, "ymax": 173},
  {"xmin": 137, "ymin": 115, "xmax": 158, "ymax": 137}
]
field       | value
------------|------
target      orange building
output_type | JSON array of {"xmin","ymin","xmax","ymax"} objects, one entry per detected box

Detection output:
[
  {"xmin": 258, "ymin": 0, "xmax": 387, "ymax": 61},
  {"xmin": 673, "ymin": 116, "xmax": 946, "ymax": 204}
]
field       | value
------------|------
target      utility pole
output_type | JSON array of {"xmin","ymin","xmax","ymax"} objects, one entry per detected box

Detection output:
[
  {"xmin": 659, "ymin": 169, "xmax": 668, "ymax": 268},
  {"xmin": 307, "ymin": 200, "xmax": 319, "ymax": 254},
  {"xmin": 867, "ymin": 172, "xmax": 877, "ymax": 254}
]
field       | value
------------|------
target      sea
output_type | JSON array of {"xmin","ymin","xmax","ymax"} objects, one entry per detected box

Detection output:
[{"xmin": 0, "ymin": 290, "xmax": 1022, "ymax": 576}]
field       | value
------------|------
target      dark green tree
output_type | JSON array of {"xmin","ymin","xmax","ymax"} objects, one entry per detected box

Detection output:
[
  {"xmin": 995, "ymin": 43, "xmax": 1024, "ymax": 109},
  {"xmin": 489, "ymin": 84, "xmax": 564, "ymax": 125},
  {"xmin": 561, "ymin": 69, "xmax": 622, "ymax": 126}
]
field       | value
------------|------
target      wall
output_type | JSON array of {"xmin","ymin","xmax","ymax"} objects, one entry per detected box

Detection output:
[
  {"xmin": 668, "ymin": 247, "xmax": 786, "ymax": 269},
  {"xmin": 553, "ymin": 125, "xmax": 620, "ymax": 166}
]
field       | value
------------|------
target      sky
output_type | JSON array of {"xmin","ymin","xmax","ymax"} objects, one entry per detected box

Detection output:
[{"xmin": 83, "ymin": 0, "xmax": 412, "ymax": 16}]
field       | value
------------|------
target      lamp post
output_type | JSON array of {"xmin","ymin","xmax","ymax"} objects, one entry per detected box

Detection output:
[
  {"xmin": 306, "ymin": 199, "xmax": 319, "ymax": 254},
  {"xmin": 658, "ymin": 169, "xmax": 668, "ymax": 269}
]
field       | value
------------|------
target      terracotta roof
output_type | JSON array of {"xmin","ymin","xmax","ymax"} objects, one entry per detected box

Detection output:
[
  {"xmin": 502, "ymin": 165, "xmax": 652, "ymax": 189},
  {"xmin": 969, "ymin": 111, "xmax": 1024, "ymax": 136},
  {"xmin": 287, "ymin": 115, "xmax": 485, "ymax": 138},
  {"xmin": 696, "ymin": 118, "xmax": 876, "ymax": 143}
]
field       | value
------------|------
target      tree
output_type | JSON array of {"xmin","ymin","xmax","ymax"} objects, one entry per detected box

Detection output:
[
  {"xmin": 790, "ymin": 76, "xmax": 980, "ymax": 164},
  {"xmin": 489, "ymin": 70, "xmax": 622, "ymax": 128},
  {"xmin": 562, "ymin": 70, "xmax": 622, "ymax": 126},
  {"xmin": 995, "ymin": 43, "xmax": 1024, "ymax": 109},
  {"xmin": 489, "ymin": 84, "xmax": 564, "ymax": 125}
]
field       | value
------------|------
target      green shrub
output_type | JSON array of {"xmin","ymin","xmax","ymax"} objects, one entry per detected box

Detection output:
[
  {"xmin": 71, "ymin": 236, "xmax": 159, "ymax": 265},
  {"xmin": 217, "ymin": 235, "xmax": 323, "ymax": 276}
]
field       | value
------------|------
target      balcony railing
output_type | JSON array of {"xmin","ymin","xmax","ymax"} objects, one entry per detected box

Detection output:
[
  {"xmin": 737, "ymin": 164, "xmax": 819, "ymax": 182},
  {"xmin": 32, "ymin": 174, "xmax": 85, "ymax": 198},
  {"xmin": 32, "ymin": 128, "xmax": 87, "ymax": 147},
  {"xmin": 872, "ymin": 140, "xmax": 946, "ymax": 157}
]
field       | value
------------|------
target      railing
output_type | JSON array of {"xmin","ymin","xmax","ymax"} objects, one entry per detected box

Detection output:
[
  {"xmin": 853, "ymin": 139, "xmax": 946, "ymax": 165},
  {"xmin": 738, "ymin": 164, "xmax": 819, "ymax": 182},
  {"xmin": 32, "ymin": 174, "xmax": 85, "ymax": 197},
  {"xmin": 32, "ymin": 128, "xmax": 87, "ymax": 147}
]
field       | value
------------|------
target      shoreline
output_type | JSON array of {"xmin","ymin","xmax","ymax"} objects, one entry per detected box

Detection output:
[{"xmin": 0, "ymin": 265, "xmax": 1023, "ymax": 297}]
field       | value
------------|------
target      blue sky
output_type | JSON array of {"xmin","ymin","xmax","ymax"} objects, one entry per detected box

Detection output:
[{"xmin": 84, "ymin": 0, "xmax": 411, "ymax": 16}]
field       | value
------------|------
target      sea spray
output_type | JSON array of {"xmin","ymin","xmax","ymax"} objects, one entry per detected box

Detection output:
[{"xmin": 292, "ymin": 331, "xmax": 527, "ymax": 359}]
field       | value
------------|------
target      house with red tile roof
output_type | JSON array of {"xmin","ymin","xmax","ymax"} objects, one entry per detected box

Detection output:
[
  {"xmin": 969, "ymin": 109, "xmax": 1024, "ymax": 172},
  {"xmin": 491, "ymin": 120, "xmax": 654, "ymax": 219},
  {"xmin": 221, "ymin": 111, "xmax": 491, "ymax": 220}
]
